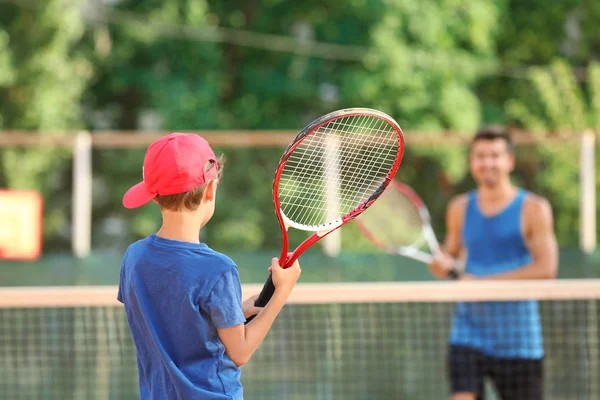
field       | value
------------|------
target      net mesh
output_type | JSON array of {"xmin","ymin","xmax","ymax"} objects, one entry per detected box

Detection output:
[
  {"xmin": 0, "ymin": 281, "xmax": 599, "ymax": 400},
  {"xmin": 278, "ymin": 114, "xmax": 400, "ymax": 229}
]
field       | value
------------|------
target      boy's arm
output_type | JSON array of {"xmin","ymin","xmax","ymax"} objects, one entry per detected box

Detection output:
[
  {"xmin": 216, "ymin": 258, "xmax": 300, "ymax": 367},
  {"xmin": 217, "ymin": 289, "xmax": 290, "ymax": 367}
]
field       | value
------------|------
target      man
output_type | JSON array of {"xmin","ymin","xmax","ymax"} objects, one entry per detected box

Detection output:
[{"xmin": 428, "ymin": 126, "xmax": 559, "ymax": 400}]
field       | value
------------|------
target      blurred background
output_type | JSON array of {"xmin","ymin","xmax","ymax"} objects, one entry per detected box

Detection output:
[
  {"xmin": 0, "ymin": 0, "xmax": 599, "ymax": 399},
  {"xmin": 0, "ymin": 0, "xmax": 598, "ymax": 283}
]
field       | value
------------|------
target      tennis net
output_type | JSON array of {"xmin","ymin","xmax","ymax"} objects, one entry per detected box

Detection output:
[{"xmin": 1, "ymin": 280, "xmax": 599, "ymax": 399}]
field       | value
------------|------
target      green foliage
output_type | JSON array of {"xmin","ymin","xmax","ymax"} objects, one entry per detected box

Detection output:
[
  {"xmin": 506, "ymin": 59, "xmax": 600, "ymax": 133},
  {"xmin": 0, "ymin": 0, "xmax": 92, "ymax": 244},
  {"xmin": 84, "ymin": 0, "xmax": 506, "ymax": 251},
  {"xmin": 494, "ymin": 0, "xmax": 582, "ymax": 64},
  {"xmin": 476, "ymin": 0, "xmax": 595, "ymax": 124},
  {"xmin": 486, "ymin": 1, "xmax": 600, "ymax": 247},
  {"xmin": 505, "ymin": 59, "xmax": 600, "ymax": 245},
  {"xmin": 1, "ymin": 0, "xmax": 598, "ymax": 252},
  {"xmin": 342, "ymin": 0, "xmax": 500, "ymax": 132},
  {"xmin": 0, "ymin": 0, "xmax": 91, "ymax": 130},
  {"xmin": 0, "ymin": 31, "xmax": 14, "ymax": 92},
  {"xmin": 589, "ymin": 63, "xmax": 600, "ymax": 133}
]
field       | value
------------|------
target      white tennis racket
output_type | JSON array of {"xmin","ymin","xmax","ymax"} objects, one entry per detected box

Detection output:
[{"xmin": 355, "ymin": 180, "xmax": 461, "ymax": 279}]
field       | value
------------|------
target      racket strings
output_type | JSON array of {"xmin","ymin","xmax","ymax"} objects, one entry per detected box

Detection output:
[
  {"xmin": 282, "ymin": 116, "xmax": 391, "ymax": 223},
  {"xmin": 286, "ymin": 116, "xmax": 394, "ymax": 198},
  {"xmin": 281, "ymin": 116, "xmax": 393, "ymax": 201},
  {"xmin": 280, "ymin": 126, "xmax": 388, "ymax": 226},
  {"xmin": 305, "ymin": 118, "xmax": 396, "ymax": 216},
  {"xmin": 280, "ymin": 119, "xmax": 365, "ymax": 220},
  {"xmin": 278, "ymin": 114, "xmax": 400, "ymax": 228},
  {"xmin": 358, "ymin": 188, "xmax": 424, "ymax": 248}
]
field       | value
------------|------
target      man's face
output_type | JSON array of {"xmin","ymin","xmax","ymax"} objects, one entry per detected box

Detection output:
[{"xmin": 469, "ymin": 138, "xmax": 515, "ymax": 188}]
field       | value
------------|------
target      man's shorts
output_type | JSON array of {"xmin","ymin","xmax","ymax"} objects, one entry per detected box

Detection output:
[{"xmin": 448, "ymin": 344, "xmax": 543, "ymax": 400}]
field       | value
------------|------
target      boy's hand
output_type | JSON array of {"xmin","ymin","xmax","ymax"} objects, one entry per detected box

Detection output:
[
  {"xmin": 242, "ymin": 294, "xmax": 263, "ymax": 319},
  {"xmin": 269, "ymin": 256, "xmax": 301, "ymax": 295}
]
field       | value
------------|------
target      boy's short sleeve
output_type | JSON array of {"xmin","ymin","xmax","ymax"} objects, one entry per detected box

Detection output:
[
  {"xmin": 117, "ymin": 250, "xmax": 128, "ymax": 304},
  {"xmin": 117, "ymin": 283, "xmax": 123, "ymax": 303},
  {"xmin": 205, "ymin": 266, "xmax": 246, "ymax": 329},
  {"xmin": 117, "ymin": 261, "xmax": 125, "ymax": 304}
]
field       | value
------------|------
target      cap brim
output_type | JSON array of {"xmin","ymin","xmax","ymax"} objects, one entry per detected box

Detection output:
[{"xmin": 122, "ymin": 182, "xmax": 156, "ymax": 209}]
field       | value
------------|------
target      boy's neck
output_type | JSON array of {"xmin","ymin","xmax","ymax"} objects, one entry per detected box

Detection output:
[{"xmin": 156, "ymin": 211, "xmax": 203, "ymax": 244}]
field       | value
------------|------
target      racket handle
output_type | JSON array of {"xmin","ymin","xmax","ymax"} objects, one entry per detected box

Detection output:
[
  {"xmin": 447, "ymin": 268, "xmax": 460, "ymax": 280},
  {"xmin": 245, "ymin": 273, "xmax": 276, "ymax": 324}
]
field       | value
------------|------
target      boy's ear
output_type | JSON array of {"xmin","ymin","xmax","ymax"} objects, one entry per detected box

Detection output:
[{"xmin": 203, "ymin": 179, "xmax": 218, "ymax": 201}]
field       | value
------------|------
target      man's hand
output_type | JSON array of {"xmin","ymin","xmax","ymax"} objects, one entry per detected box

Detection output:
[
  {"xmin": 426, "ymin": 194, "xmax": 467, "ymax": 280},
  {"xmin": 457, "ymin": 273, "xmax": 477, "ymax": 281},
  {"xmin": 242, "ymin": 294, "xmax": 263, "ymax": 319},
  {"xmin": 428, "ymin": 252, "xmax": 456, "ymax": 280}
]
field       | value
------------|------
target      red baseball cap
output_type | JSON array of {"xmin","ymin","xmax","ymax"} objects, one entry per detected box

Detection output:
[{"xmin": 122, "ymin": 133, "xmax": 219, "ymax": 209}]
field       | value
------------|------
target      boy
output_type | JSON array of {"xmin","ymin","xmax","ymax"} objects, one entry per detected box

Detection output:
[{"xmin": 118, "ymin": 132, "xmax": 301, "ymax": 399}]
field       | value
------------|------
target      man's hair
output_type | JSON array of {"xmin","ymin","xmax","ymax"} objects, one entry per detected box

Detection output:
[
  {"xmin": 156, "ymin": 155, "xmax": 226, "ymax": 212},
  {"xmin": 471, "ymin": 125, "xmax": 514, "ymax": 153}
]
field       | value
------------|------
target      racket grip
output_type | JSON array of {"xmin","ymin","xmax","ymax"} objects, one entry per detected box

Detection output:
[
  {"xmin": 245, "ymin": 273, "xmax": 276, "ymax": 324},
  {"xmin": 447, "ymin": 268, "xmax": 460, "ymax": 280}
]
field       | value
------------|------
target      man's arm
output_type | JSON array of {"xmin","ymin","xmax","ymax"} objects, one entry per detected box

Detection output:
[
  {"xmin": 443, "ymin": 195, "xmax": 467, "ymax": 258},
  {"xmin": 427, "ymin": 194, "xmax": 467, "ymax": 279},
  {"xmin": 481, "ymin": 196, "xmax": 558, "ymax": 281}
]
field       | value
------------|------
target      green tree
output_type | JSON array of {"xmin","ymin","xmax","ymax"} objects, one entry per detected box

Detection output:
[
  {"xmin": 90, "ymin": 0, "xmax": 504, "ymax": 252},
  {"xmin": 342, "ymin": 0, "xmax": 501, "ymax": 132},
  {"xmin": 0, "ymin": 0, "xmax": 92, "ymax": 245},
  {"xmin": 507, "ymin": 60, "xmax": 600, "ymax": 133},
  {"xmin": 477, "ymin": 0, "xmax": 600, "ymax": 123},
  {"xmin": 505, "ymin": 59, "xmax": 600, "ymax": 245}
]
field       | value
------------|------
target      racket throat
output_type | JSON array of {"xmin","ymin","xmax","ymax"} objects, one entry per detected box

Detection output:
[
  {"xmin": 279, "ymin": 221, "xmax": 290, "ymax": 266},
  {"xmin": 316, "ymin": 220, "xmax": 343, "ymax": 237},
  {"xmin": 422, "ymin": 224, "xmax": 441, "ymax": 255},
  {"xmin": 281, "ymin": 213, "xmax": 344, "ymax": 236}
]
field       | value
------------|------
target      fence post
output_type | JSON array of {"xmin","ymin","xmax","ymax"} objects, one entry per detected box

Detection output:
[
  {"xmin": 72, "ymin": 131, "xmax": 93, "ymax": 258},
  {"xmin": 580, "ymin": 129, "xmax": 596, "ymax": 255},
  {"xmin": 580, "ymin": 129, "xmax": 598, "ymax": 397},
  {"xmin": 323, "ymin": 134, "xmax": 341, "ymax": 257}
]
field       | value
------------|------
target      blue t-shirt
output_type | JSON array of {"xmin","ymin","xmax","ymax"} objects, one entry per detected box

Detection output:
[{"xmin": 118, "ymin": 234, "xmax": 246, "ymax": 399}]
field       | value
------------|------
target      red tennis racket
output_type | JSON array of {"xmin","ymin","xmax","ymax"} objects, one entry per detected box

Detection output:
[
  {"xmin": 355, "ymin": 180, "xmax": 460, "ymax": 279},
  {"xmin": 249, "ymin": 108, "xmax": 405, "ymax": 316}
]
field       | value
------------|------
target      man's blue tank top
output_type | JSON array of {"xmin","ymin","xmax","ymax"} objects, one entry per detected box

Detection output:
[{"xmin": 448, "ymin": 189, "xmax": 544, "ymax": 359}]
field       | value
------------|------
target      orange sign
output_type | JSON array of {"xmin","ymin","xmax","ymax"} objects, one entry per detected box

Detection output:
[{"xmin": 0, "ymin": 190, "xmax": 43, "ymax": 261}]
